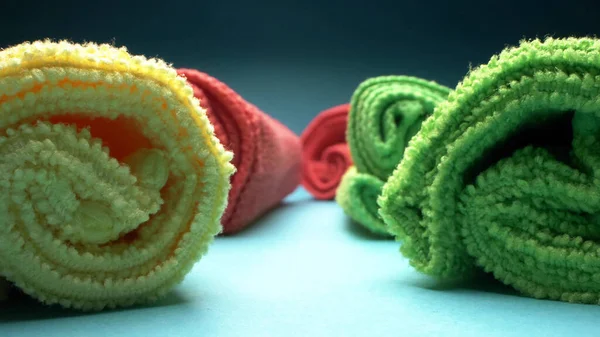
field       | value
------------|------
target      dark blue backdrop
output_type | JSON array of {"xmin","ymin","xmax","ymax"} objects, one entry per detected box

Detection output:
[{"xmin": 0, "ymin": 0, "xmax": 598, "ymax": 133}]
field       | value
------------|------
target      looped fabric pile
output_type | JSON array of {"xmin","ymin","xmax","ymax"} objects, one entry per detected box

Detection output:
[
  {"xmin": 300, "ymin": 104, "xmax": 351, "ymax": 200},
  {"xmin": 336, "ymin": 76, "xmax": 451, "ymax": 236},
  {"xmin": 303, "ymin": 37, "xmax": 600, "ymax": 305},
  {"xmin": 0, "ymin": 40, "xmax": 300, "ymax": 310},
  {"xmin": 3, "ymin": 36, "xmax": 600, "ymax": 311},
  {"xmin": 178, "ymin": 69, "xmax": 301, "ymax": 234},
  {"xmin": 379, "ymin": 37, "xmax": 600, "ymax": 304}
]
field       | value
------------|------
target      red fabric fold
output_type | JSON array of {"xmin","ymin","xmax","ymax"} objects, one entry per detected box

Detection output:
[
  {"xmin": 300, "ymin": 104, "xmax": 352, "ymax": 200},
  {"xmin": 178, "ymin": 69, "xmax": 302, "ymax": 234}
]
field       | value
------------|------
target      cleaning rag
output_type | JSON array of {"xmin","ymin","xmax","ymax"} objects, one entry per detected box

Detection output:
[
  {"xmin": 379, "ymin": 37, "xmax": 600, "ymax": 304},
  {"xmin": 301, "ymin": 104, "xmax": 351, "ymax": 200},
  {"xmin": 0, "ymin": 40, "xmax": 234, "ymax": 310},
  {"xmin": 337, "ymin": 76, "xmax": 451, "ymax": 235},
  {"xmin": 178, "ymin": 69, "xmax": 301, "ymax": 234}
]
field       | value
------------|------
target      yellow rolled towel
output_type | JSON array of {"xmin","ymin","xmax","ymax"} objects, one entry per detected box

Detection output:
[{"xmin": 0, "ymin": 40, "xmax": 234, "ymax": 310}]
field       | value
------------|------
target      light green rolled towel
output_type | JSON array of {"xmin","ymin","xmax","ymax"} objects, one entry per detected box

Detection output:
[
  {"xmin": 379, "ymin": 37, "xmax": 600, "ymax": 304},
  {"xmin": 336, "ymin": 76, "xmax": 451, "ymax": 235}
]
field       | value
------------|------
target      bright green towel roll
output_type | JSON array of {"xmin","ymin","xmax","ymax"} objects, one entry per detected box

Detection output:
[
  {"xmin": 336, "ymin": 76, "xmax": 451, "ymax": 235},
  {"xmin": 379, "ymin": 37, "xmax": 600, "ymax": 304}
]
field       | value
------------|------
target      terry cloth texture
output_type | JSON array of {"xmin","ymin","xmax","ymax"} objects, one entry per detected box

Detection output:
[
  {"xmin": 337, "ymin": 76, "xmax": 451, "ymax": 236},
  {"xmin": 301, "ymin": 104, "xmax": 352, "ymax": 200},
  {"xmin": 178, "ymin": 69, "xmax": 301, "ymax": 234},
  {"xmin": 379, "ymin": 37, "xmax": 600, "ymax": 304},
  {"xmin": 0, "ymin": 41, "xmax": 234, "ymax": 310}
]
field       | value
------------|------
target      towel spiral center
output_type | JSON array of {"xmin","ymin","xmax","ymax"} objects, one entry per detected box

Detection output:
[
  {"xmin": 317, "ymin": 143, "xmax": 351, "ymax": 183},
  {"xmin": 0, "ymin": 122, "xmax": 168, "ymax": 246},
  {"xmin": 0, "ymin": 40, "xmax": 235, "ymax": 310},
  {"xmin": 382, "ymin": 100, "xmax": 426, "ymax": 147}
]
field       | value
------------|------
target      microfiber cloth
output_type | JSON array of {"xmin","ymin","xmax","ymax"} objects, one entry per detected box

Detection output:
[
  {"xmin": 336, "ymin": 76, "xmax": 451, "ymax": 236},
  {"xmin": 379, "ymin": 37, "xmax": 600, "ymax": 304},
  {"xmin": 177, "ymin": 69, "xmax": 301, "ymax": 234},
  {"xmin": 0, "ymin": 40, "xmax": 234, "ymax": 310},
  {"xmin": 300, "ymin": 104, "xmax": 351, "ymax": 200}
]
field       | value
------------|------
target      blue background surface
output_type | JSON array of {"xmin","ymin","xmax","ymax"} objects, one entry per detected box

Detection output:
[
  {"xmin": 3, "ymin": 188, "xmax": 600, "ymax": 336},
  {"xmin": 2, "ymin": 0, "xmax": 600, "ymax": 335}
]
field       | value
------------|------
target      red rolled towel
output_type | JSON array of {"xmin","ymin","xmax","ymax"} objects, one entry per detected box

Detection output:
[
  {"xmin": 300, "ymin": 104, "xmax": 352, "ymax": 200},
  {"xmin": 178, "ymin": 69, "xmax": 302, "ymax": 234}
]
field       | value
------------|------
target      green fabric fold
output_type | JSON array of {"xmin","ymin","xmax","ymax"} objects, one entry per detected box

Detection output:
[
  {"xmin": 337, "ymin": 167, "xmax": 387, "ymax": 235},
  {"xmin": 336, "ymin": 76, "xmax": 451, "ymax": 235},
  {"xmin": 379, "ymin": 37, "xmax": 600, "ymax": 304}
]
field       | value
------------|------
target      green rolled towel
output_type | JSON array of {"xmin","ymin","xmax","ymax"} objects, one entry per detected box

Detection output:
[
  {"xmin": 336, "ymin": 76, "xmax": 451, "ymax": 235},
  {"xmin": 379, "ymin": 37, "xmax": 600, "ymax": 304}
]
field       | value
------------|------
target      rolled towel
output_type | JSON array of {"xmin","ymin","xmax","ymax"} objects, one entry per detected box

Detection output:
[
  {"xmin": 379, "ymin": 37, "xmax": 600, "ymax": 304},
  {"xmin": 336, "ymin": 76, "xmax": 451, "ymax": 235},
  {"xmin": 301, "ymin": 104, "xmax": 351, "ymax": 200},
  {"xmin": 0, "ymin": 40, "xmax": 234, "ymax": 310},
  {"xmin": 178, "ymin": 69, "xmax": 301, "ymax": 234}
]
